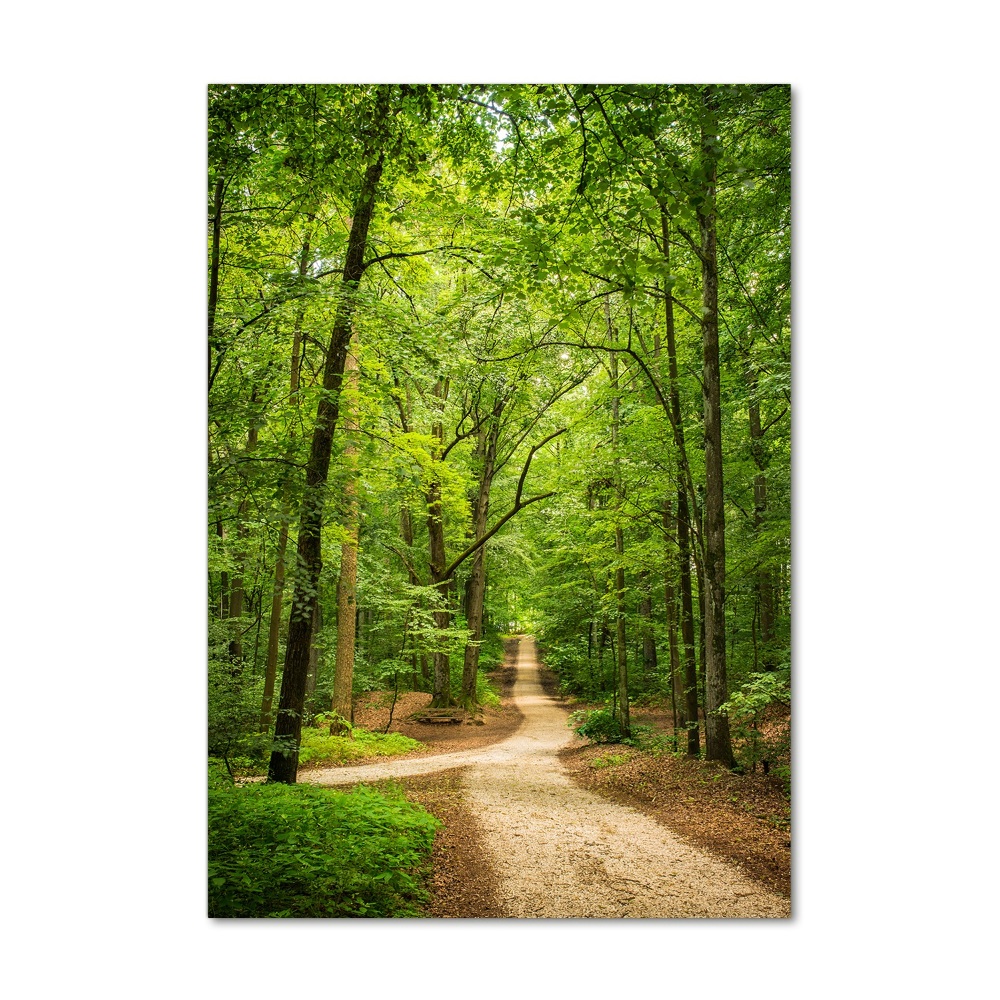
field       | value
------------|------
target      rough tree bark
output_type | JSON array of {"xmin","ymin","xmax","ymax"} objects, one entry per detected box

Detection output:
[
  {"xmin": 697, "ymin": 86, "xmax": 735, "ymax": 766},
  {"xmin": 427, "ymin": 378, "xmax": 453, "ymax": 708},
  {"xmin": 228, "ymin": 414, "xmax": 258, "ymax": 664},
  {"xmin": 748, "ymin": 371, "xmax": 777, "ymax": 670},
  {"xmin": 661, "ymin": 207, "xmax": 700, "ymax": 756},
  {"xmin": 331, "ymin": 341, "xmax": 361, "ymax": 730},
  {"xmin": 606, "ymin": 298, "xmax": 630, "ymax": 737},
  {"xmin": 663, "ymin": 502, "xmax": 685, "ymax": 745},
  {"xmin": 208, "ymin": 174, "xmax": 224, "ymax": 381},
  {"xmin": 638, "ymin": 572, "xmax": 657, "ymax": 680},
  {"xmin": 305, "ymin": 602, "xmax": 320, "ymax": 701},
  {"xmin": 267, "ymin": 113, "xmax": 388, "ymax": 783},
  {"xmin": 461, "ymin": 408, "xmax": 501, "ymax": 708}
]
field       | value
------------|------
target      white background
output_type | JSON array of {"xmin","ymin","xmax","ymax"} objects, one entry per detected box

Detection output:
[{"xmin": 2, "ymin": 2, "xmax": 997, "ymax": 996}]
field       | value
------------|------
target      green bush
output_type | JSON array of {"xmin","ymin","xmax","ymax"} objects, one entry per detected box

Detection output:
[
  {"xmin": 720, "ymin": 668, "xmax": 791, "ymax": 778},
  {"xmin": 208, "ymin": 782, "xmax": 440, "ymax": 917},
  {"xmin": 569, "ymin": 709, "xmax": 674, "ymax": 753},
  {"xmin": 208, "ymin": 622, "xmax": 270, "ymax": 773},
  {"xmin": 569, "ymin": 707, "xmax": 627, "ymax": 744},
  {"xmin": 298, "ymin": 726, "xmax": 423, "ymax": 767}
]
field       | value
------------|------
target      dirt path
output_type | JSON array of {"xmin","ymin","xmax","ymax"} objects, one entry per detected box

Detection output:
[{"xmin": 304, "ymin": 637, "xmax": 790, "ymax": 918}]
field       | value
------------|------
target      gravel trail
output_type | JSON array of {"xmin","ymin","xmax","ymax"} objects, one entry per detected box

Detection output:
[{"xmin": 304, "ymin": 637, "xmax": 790, "ymax": 918}]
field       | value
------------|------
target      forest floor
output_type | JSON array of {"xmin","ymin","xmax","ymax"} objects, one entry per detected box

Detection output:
[{"xmin": 302, "ymin": 638, "xmax": 790, "ymax": 917}]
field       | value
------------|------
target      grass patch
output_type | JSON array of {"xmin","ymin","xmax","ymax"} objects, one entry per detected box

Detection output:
[
  {"xmin": 590, "ymin": 753, "xmax": 630, "ymax": 769},
  {"xmin": 208, "ymin": 782, "xmax": 440, "ymax": 917},
  {"xmin": 298, "ymin": 726, "xmax": 423, "ymax": 767}
]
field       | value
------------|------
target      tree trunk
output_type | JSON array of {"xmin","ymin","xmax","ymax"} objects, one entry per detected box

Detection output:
[
  {"xmin": 331, "ymin": 341, "xmax": 361, "ymax": 729},
  {"xmin": 698, "ymin": 86, "xmax": 735, "ymax": 766},
  {"xmin": 638, "ymin": 572, "xmax": 657, "ymax": 681},
  {"xmin": 461, "ymin": 415, "xmax": 500, "ymax": 708},
  {"xmin": 305, "ymin": 601, "xmax": 320, "ymax": 703},
  {"xmin": 606, "ymin": 299, "xmax": 630, "ymax": 737},
  {"xmin": 748, "ymin": 373, "xmax": 777, "ymax": 669},
  {"xmin": 228, "ymin": 420, "xmax": 258, "ymax": 664},
  {"xmin": 400, "ymin": 505, "xmax": 428, "ymax": 690},
  {"xmin": 216, "ymin": 519, "xmax": 229, "ymax": 619},
  {"xmin": 267, "ymin": 124, "xmax": 387, "ymax": 783},
  {"xmin": 260, "ymin": 234, "xmax": 310, "ymax": 730},
  {"xmin": 427, "ymin": 379, "xmax": 453, "ymax": 708},
  {"xmin": 661, "ymin": 207, "xmax": 700, "ymax": 757},
  {"xmin": 614, "ymin": 527, "xmax": 629, "ymax": 737},
  {"xmin": 663, "ymin": 503, "xmax": 685, "ymax": 746},
  {"xmin": 208, "ymin": 174, "xmax": 224, "ymax": 381}
]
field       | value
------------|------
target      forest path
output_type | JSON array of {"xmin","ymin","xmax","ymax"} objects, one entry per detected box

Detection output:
[{"xmin": 303, "ymin": 637, "xmax": 790, "ymax": 918}]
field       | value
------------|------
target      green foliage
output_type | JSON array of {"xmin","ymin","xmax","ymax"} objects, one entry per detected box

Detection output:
[
  {"xmin": 475, "ymin": 631, "xmax": 506, "ymax": 671},
  {"xmin": 569, "ymin": 708, "xmax": 627, "ymax": 744},
  {"xmin": 208, "ymin": 758, "xmax": 236, "ymax": 788},
  {"xmin": 475, "ymin": 672, "xmax": 501, "ymax": 708},
  {"xmin": 539, "ymin": 635, "xmax": 603, "ymax": 701},
  {"xmin": 570, "ymin": 708, "xmax": 676, "ymax": 755},
  {"xmin": 208, "ymin": 83, "xmax": 792, "ymax": 789},
  {"xmin": 208, "ymin": 623, "xmax": 270, "ymax": 773},
  {"xmin": 208, "ymin": 782, "xmax": 440, "ymax": 917},
  {"xmin": 720, "ymin": 668, "xmax": 791, "ymax": 774},
  {"xmin": 297, "ymin": 725, "xmax": 423, "ymax": 767},
  {"xmin": 590, "ymin": 753, "xmax": 630, "ymax": 769},
  {"xmin": 623, "ymin": 725, "xmax": 674, "ymax": 755}
]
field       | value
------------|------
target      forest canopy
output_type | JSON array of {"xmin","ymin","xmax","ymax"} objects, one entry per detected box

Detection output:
[{"xmin": 207, "ymin": 83, "xmax": 791, "ymax": 784}]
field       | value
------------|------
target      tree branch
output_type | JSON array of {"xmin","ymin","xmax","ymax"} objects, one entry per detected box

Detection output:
[{"xmin": 441, "ymin": 491, "xmax": 555, "ymax": 582}]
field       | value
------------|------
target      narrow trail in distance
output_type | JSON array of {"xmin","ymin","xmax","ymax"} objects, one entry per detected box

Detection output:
[{"xmin": 305, "ymin": 637, "xmax": 790, "ymax": 918}]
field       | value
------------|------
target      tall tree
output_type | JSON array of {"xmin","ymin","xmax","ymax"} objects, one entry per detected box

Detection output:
[
  {"xmin": 695, "ymin": 86, "xmax": 734, "ymax": 766},
  {"xmin": 268, "ymin": 87, "xmax": 392, "ymax": 783}
]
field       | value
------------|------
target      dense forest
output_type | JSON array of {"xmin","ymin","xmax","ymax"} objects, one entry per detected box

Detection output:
[{"xmin": 208, "ymin": 83, "xmax": 791, "ymax": 798}]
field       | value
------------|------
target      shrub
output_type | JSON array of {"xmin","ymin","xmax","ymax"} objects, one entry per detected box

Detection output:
[
  {"xmin": 720, "ymin": 668, "xmax": 791, "ymax": 778},
  {"xmin": 208, "ymin": 782, "xmax": 440, "ymax": 917},
  {"xmin": 569, "ymin": 710, "xmax": 675, "ymax": 753},
  {"xmin": 569, "ymin": 707, "xmax": 628, "ymax": 744},
  {"xmin": 297, "ymin": 726, "xmax": 423, "ymax": 767},
  {"xmin": 208, "ymin": 623, "xmax": 270, "ymax": 773}
]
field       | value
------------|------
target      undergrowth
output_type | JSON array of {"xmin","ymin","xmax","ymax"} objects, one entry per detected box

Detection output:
[
  {"xmin": 590, "ymin": 753, "xmax": 630, "ymax": 769},
  {"xmin": 298, "ymin": 725, "xmax": 423, "ymax": 767},
  {"xmin": 475, "ymin": 672, "xmax": 501, "ymax": 708},
  {"xmin": 208, "ymin": 782, "xmax": 440, "ymax": 917},
  {"xmin": 568, "ymin": 708, "xmax": 671, "ymax": 754}
]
